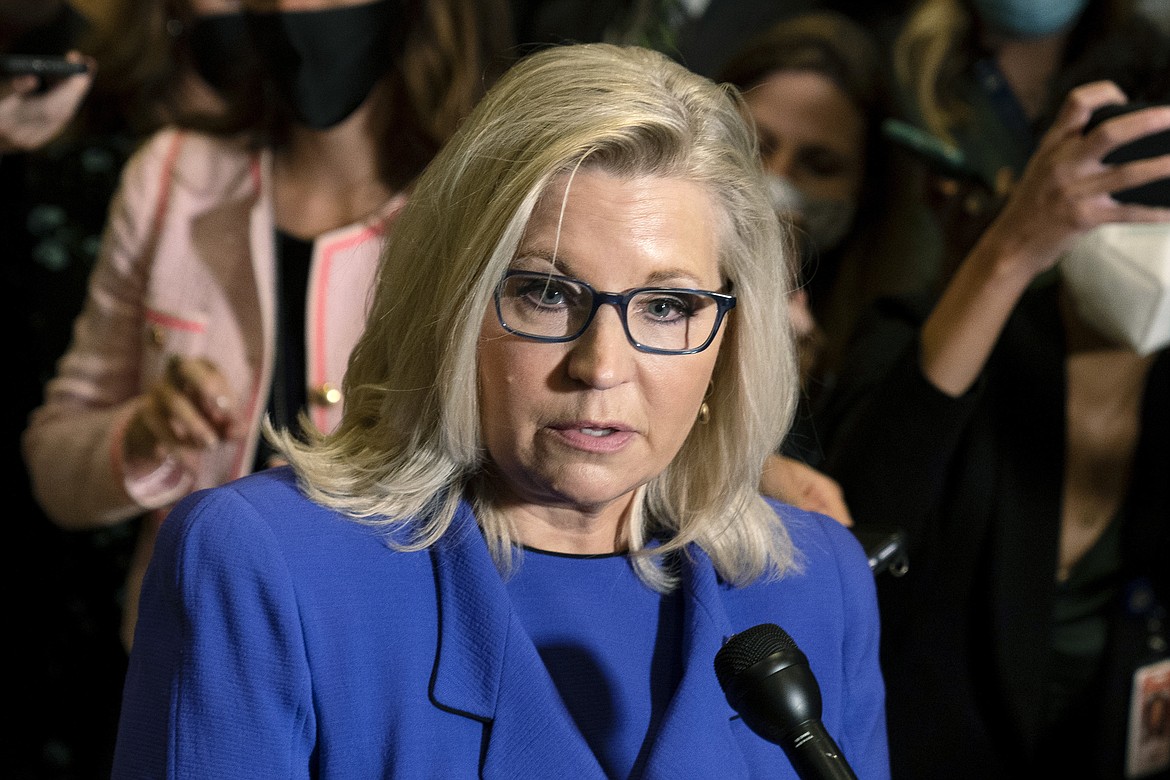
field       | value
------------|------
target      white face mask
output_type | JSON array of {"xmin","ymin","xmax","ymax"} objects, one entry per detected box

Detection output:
[
  {"xmin": 765, "ymin": 173, "xmax": 805, "ymax": 220},
  {"xmin": 1060, "ymin": 223, "xmax": 1170, "ymax": 356},
  {"xmin": 763, "ymin": 173, "xmax": 856, "ymax": 253}
]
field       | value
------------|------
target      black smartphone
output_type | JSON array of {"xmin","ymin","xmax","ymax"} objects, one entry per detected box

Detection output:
[
  {"xmin": 881, "ymin": 118, "xmax": 996, "ymax": 193},
  {"xmin": 1084, "ymin": 102, "xmax": 1170, "ymax": 207},
  {"xmin": 0, "ymin": 54, "xmax": 89, "ymax": 79},
  {"xmin": 851, "ymin": 526, "xmax": 909, "ymax": 577}
]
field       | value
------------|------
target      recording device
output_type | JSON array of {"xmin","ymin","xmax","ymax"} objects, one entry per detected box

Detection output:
[
  {"xmin": 714, "ymin": 623, "xmax": 859, "ymax": 780},
  {"xmin": 852, "ymin": 526, "xmax": 909, "ymax": 577},
  {"xmin": 0, "ymin": 54, "xmax": 88, "ymax": 79},
  {"xmin": 1084, "ymin": 102, "xmax": 1170, "ymax": 208},
  {"xmin": 881, "ymin": 117, "xmax": 996, "ymax": 193}
]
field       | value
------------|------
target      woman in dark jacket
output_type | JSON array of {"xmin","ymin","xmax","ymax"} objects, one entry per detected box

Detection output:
[{"xmin": 818, "ymin": 49, "xmax": 1170, "ymax": 779}]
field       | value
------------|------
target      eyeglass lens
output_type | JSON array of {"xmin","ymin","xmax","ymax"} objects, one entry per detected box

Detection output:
[{"xmin": 497, "ymin": 273, "xmax": 722, "ymax": 352}]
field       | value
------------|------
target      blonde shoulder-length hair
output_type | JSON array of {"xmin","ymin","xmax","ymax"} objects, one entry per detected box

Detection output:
[{"xmin": 272, "ymin": 42, "xmax": 801, "ymax": 591}]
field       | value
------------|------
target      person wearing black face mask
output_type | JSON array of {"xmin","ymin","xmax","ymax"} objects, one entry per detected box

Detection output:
[
  {"xmin": 22, "ymin": 0, "xmax": 516, "ymax": 678},
  {"xmin": 185, "ymin": 10, "xmax": 254, "ymax": 106},
  {"xmin": 246, "ymin": 0, "xmax": 404, "ymax": 130}
]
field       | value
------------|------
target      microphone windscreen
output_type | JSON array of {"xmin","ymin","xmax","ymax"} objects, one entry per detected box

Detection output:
[{"xmin": 714, "ymin": 622, "xmax": 799, "ymax": 689}]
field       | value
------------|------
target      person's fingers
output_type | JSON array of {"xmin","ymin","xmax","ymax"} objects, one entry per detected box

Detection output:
[
  {"xmin": 163, "ymin": 387, "xmax": 221, "ymax": 448},
  {"xmin": 1062, "ymin": 103, "xmax": 1170, "ymax": 203},
  {"xmin": 0, "ymin": 65, "xmax": 92, "ymax": 150},
  {"xmin": 787, "ymin": 288, "xmax": 816, "ymax": 339},
  {"xmin": 1035, "ymin": 80, "xmax": 1128, "ymax": 154},
  {"xmin": 1082, "ymin": 103, "xmax": 1170, "ymax": 159},
  {"xmin": 799, "ymin": 480, "xmax": 854, "ymax": 527},
  {"xmin": 36, "ymin": 67, "xmax": 93, "ymax": 119},
  {"xmin": 1056, "ymin": 80, "xmax": 1129, "ymax": 130},
  {"xmin": 142, "ymin": 379, "xmax": 215, "ymax": 448},
  {"xmin": 1055, "ymin": 155, "xmax": 1170, "ymax": 229},
  {"xmin": 166, "ymin": 356, "xmax": 243, "ymax": 437},
  {"xmin": 63, "ymin": 50, "xmax": 94, "ymax": 71},
  {"xmin": 1099, "ymin": 152, "xmax": 1170, "ymax": 204},
  {"xmin": 135, "ymin": 396, "xmax": 180, "ymax": 457},
  {"xmin": 761, "ymin": 454, "xmax": 855, "ymax": 527},
  {"xmin": 3, "ymin": 73, "xmax": 40, "ymax": 95},
  {"xmin": 994, "ymin": 99, "xmax": 1170, "ymax": 264},
  {"xmin": 1108, "ymin": 199, "xmax": 1170, "ymax": 224}
]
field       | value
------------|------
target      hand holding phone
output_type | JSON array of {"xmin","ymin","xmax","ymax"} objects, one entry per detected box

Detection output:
[
  {"xmin": 1084, "ymin": 101, "xmax": 1170, "ymax": 208},
  {"xmin": 1, "ymin": 52, "xmax": 93, "ymax": 153},
  {"xmin": 0, "ymin": 54, "xmax": 90, "ymax": 79}
]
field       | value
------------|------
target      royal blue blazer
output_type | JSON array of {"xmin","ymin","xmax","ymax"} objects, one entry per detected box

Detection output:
[{"xmin": 113, "ymin": 467, "xmax": 889, "ymax": 778}]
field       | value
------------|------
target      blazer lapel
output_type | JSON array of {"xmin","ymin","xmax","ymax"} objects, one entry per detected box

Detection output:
[
  {"xmin": 640, "ymin": 548, "xmax": 752, "ymax": 780},
  {"xmin": 429, "ymin": 503, "xmax": 606, "ymax": 778},
  {"xmin": 248, "ymin": 149, "xmax": 277, "ymax": 370}
]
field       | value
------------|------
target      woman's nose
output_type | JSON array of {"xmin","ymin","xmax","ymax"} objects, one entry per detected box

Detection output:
[{"xmin": 565, "ymin": 305, "xmax": 636, "ymax": 389}]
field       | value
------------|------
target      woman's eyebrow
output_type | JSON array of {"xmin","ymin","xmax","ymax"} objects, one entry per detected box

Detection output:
[
  {"xmin": 643, "ymin": 268, "xmax": 708, "ymax": 287},
  {"xmin": 510, "ymin": 253, "xmax": 711, "ymax": 288},
  {"xmin": 511, "ymin": 249, "xmax": 567, "ymax": 274}
]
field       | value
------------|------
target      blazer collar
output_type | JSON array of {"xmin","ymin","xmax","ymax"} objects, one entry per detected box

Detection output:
[
  {"xmin": 429, "ymin": 505, "xmax": 752, "ymax": 778},
  {"xmin": 429, "ymin": 503, "xmax": 602, "ymax": 776},
  {"xmin": 638, "ymin": 547, "xmax": 752, "ymax": 780}
]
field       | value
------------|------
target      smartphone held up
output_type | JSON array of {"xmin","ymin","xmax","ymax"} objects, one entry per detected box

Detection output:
[{"xmin": 0, "ymin": 54, "xmax": 89, "ymax": 79}]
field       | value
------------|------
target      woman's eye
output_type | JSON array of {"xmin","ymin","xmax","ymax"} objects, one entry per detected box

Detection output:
[
  {"xmin": 642, "ymin": 295, "xmax": 693, "ymax": 321},
  {"xmin": 517, "ymin": 280, "xmax": 570, "ymax": 307},
  {"xmin": 798, "ymin": 146, "xmax": 849, "ymax": 178}
]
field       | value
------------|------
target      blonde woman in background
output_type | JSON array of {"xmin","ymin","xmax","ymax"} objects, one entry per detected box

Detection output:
[{"xmin": 892, "ymin": 0, "xmax": 1151, "ymax": 273}]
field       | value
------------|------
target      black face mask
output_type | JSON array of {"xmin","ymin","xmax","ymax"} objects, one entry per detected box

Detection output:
[
  {"xmin": 189, "ymin": 13, "xmax": 253, "ymax": 97},
  {"xmin": 247, "ymin": 0, "xmax": 404, "ymax": 130}
]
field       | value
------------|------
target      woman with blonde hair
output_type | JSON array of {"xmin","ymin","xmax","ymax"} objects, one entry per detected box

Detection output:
[
  {"xmin": 892, "ymin": 0, "xmax": 1146, "ymax": 272},
  {"xmin": 113, "ymin": 42, "xmax": 888, "ymax": 778}
]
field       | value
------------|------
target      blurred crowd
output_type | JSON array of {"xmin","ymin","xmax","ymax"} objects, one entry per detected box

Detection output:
[{"xmin": 4, "ymin": 0, "xmax": 1168, "ymax": 777}]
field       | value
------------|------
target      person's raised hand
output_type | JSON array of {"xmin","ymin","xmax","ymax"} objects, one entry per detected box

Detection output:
[
  {"xmin": 0, "ymin": 51, "xmax": 93, "ymax": 153},
  {"xmin": 980, "ymin": 80, "xmax": 1170, "ymax": 282}
]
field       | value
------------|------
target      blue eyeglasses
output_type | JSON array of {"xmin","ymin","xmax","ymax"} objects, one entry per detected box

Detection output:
[{"xmin": 493, "ymin": 270, "xmax": 736, "ymax": 355}]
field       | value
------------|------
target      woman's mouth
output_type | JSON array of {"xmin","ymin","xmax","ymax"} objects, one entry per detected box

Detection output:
[{"xmin": 548, "ymin": 422, "xmax": 634, "ymax": 453}]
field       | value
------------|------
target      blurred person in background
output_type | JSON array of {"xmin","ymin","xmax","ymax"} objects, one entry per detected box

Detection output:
[
  {"xmin": 892, "ymin": 0, "xmax": 1158, "ymax": 277},
  {"xmin": 718, "ymin": 10, "xmax": 937, "ymax": 452},
  {"xmin": 718, "ymin": 11, "xmax": 943, "ymax": 529},
  {"xmin": 23, "ymin": 0, "xmax": 515, "ymax": 660},
  {"xmin": 817, "ymin": 28, "xmax": 1170, "ymax": 777}
]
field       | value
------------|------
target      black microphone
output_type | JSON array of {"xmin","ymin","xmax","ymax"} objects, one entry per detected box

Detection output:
[{"xmin": 714, "ymin": 623, "xmax": 858, "ymax": 780}]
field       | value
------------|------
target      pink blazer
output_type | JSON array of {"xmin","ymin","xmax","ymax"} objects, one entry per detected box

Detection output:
[{"xmin": 22, "ymin": 128, "xmax": 405, "ymax": 643}]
